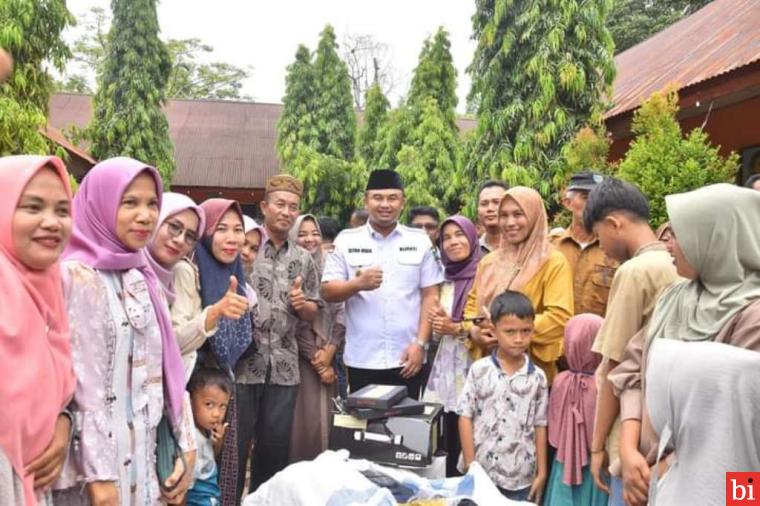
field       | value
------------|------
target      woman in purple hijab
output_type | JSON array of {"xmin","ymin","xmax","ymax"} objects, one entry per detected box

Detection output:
[
  {"xmin": 422, "ymin": 215, "xmax": 481, "ymax": 477},
  {"xmin": 53, "ymin": 158, "xmax": 194, "ymax": 506}
]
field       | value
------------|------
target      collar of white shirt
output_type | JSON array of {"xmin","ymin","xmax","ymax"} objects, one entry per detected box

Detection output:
[
  {"xmin": 365, "ymin": 221, "xmax": 404, "ymax": 240},
  {"xmin": 490, "ymin": 350, "xmax": 536, "ymax": 376}
]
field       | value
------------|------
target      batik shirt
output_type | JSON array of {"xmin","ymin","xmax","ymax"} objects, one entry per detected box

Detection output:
[
  {"xmin": 457, "ymin": 352, "xmax": 549, "ymax": 491},
  {"xmin": 235, "ymin": 237, "xmax": 320, "ymax": 386}
]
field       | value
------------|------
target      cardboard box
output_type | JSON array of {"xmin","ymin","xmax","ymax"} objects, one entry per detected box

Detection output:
[
  {"xmin": 329, "ymin": 403, "xmax": 443, "ymax": 468},
  {"xmin": 346, "ymin": 384, "xmax": 408, "ymax": 410}
]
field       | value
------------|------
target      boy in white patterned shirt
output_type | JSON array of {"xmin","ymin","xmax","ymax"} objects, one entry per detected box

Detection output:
[{"xmin": 458, "ymin": 290, "xmax": 548, "ymax": 503}]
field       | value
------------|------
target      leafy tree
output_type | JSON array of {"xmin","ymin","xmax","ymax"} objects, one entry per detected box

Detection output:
[
  {"xmin": 357, "ymin": 83, "xmax": 389, "ymax": 167},
  {"xmin": 549, "ymin": 123, "xmax": 613, "ymax": 226},
  {"xmin": 617, "ymin": 87, "xmax": 738, "ymax": 226},
  {"xmin": 377, "ymin": 28, "xmax": 460, "ymax": 167},
  {"xmin": 562, "ymin": 125, "xmax": 613, "ymax": 176},
  {"xmin": 467, "ymin": 0, "xmax": 616, "ymax": 200},
  {"xmin": 376, "ymin": 107, "xmax": 415, "ymax": 170},
  {"xmin": 276, "ymin": 45, "xmax": 318, "ymax": 165},
  {"xmin": 278, "ymin": 29, "xmax": 362, "ymax": 221},
  {"xmin": 59, "ymin": 7, "xmax": 251, "ymax": 100},
  {"xmin": 289, "ymin": 146, "xmax": 367, "ymax": 224},
  {"xmin": 57, "ymin": 6, "xmax": 108, "ymax": 93},
  {"xmin": 396, "ymin": 96, "xmax": 463, "ymax": 214},
  {"xmin": 0, "ymin": 0, "xmax": 73, "ymax": 155},
  {"xmin": 372, "ymin": 28, "xmax": 465, "ymax": 213},
  {"xmin": 408, "ymin": 27, "xmax": 458, "ymax": 126},
  {"xmin": 0, "ymin": 97, "xmax": 48, "ymax": 155},
  {"xmin": 165, "ymin": 39, "xmax": 251, "ymax": 100},
  {"xmin": 608, "ymin": 0, "xmax": 712, "ymax": 53},
  {"xmin": 312, "ymin": 25, "xmax": 356, "ymax": 160},
  {"xmin": 88, "ymin": 0, "xmax": 175, "ymax": 185}
]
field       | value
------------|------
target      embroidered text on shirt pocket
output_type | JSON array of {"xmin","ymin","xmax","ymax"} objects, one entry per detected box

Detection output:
[
  {"xmin": 346, "ymin": 248, "xmax": 375, "ymax": 268},
  {"xmin": 396, "ymin": 246, "xmax": 424, "ymax": 265}
]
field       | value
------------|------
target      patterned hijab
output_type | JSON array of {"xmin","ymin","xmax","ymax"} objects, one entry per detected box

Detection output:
[
  {"xmin": 195, "ymin": 199, "xmax": 252, "ymax": 370},
  {"xmin": 646, "ymin": 184, "xmax": 760, "ymax": 345},
  {"xmin": 62, "ymin": 157, "xmax": 186, "ymax": 427},
  {"xmin": 475, "ymin": 186, "xmax": 553, "ymax": 310},
  {"xmin": 0, "ymin": 156, "xmax": 76, "ymax": 504}
]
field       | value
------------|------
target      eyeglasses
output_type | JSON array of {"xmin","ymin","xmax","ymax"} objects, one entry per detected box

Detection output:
[
  {"xmin": 165, "ymin": 220, "xmax": 199, "ymax": 246},
  {"xmin": 412, "ymin": 223, "xmax": 438, "ymax": 231}
]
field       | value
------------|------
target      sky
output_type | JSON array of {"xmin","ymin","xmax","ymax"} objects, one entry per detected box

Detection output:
[{"xmin": 65, "ymin": 0, "xmax": 478, "ymax": 112}]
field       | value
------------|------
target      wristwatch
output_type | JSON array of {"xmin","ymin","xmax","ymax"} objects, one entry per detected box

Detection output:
[{"xmin": 414, "ymin": 338, "xmax": 429, "ymax": 351}]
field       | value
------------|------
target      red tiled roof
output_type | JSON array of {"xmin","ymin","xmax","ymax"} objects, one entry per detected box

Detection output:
[
  {"xmin": 605, "ymin": 0, "xmax": 760, "ymax": 119},
  {"xmin": 48, "ymin": 93, "xmax": 477, "ymax": 189}
]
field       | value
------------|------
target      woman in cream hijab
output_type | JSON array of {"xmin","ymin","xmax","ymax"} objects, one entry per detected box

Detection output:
[
  {"xmin": 463, "ymin": 187, "xmax": 574, "ymax": 383},
  {"xmin": 288, "ymin": 215, "xmax": 345, "ymax": 462},
  {"xmin": 611, "ymin": 184, "xmax": 760, "ymax": 506}
]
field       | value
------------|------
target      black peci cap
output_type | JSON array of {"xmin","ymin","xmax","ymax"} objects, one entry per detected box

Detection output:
[{"xmin": 366, "ymin": 169, "xmax": 404, "ymax": 191}]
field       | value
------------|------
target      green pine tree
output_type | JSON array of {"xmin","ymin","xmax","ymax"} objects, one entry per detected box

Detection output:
[
  {"xmin": 357, "ymin": 83, "xmax": 389, "ymax": 167},
  {"xmin": 396, "ymin": 96, "xmax": 463, "ymax": 214},
  {"xmin": 376, "ymin": 107, "xmax": 415, "ymax": 170},
  {"xmin": 377, "ymin": 28, "xmax": 464, "ymax": 214},
  {"xmin": 276, "ymin": 45, "xmax": 318, "ymax": 165},
  {"xmin": 312, "ymin": 25, "xmax": 356, "ymax": 160},
  {"xmin": 408, "ymin": 27, "xmax": 458, "ymax": 127},
  {"xmin": 0, "ymin": 0, "xmax": 73, "ymax": 155},
  {"xmin": 467, "ymin": 0, "xmax": 616, "ymax": 199},
  {"xmin": 278, "ymin": 27, "xmax": 363, "ymax": 222},
  {"xmin": 88, "ymin": 0, "xmax": 175, "ymax": 185}
]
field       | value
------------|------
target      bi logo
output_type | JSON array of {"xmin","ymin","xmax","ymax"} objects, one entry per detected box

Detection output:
[{"xmin": 727, "ymin": 473, "xmax": 760, "ymax": 505}]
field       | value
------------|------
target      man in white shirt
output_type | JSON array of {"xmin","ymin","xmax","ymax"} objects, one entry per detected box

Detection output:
[{"xmin": 322, "ymin": 169, "xmax": 444, "ymax": 399}]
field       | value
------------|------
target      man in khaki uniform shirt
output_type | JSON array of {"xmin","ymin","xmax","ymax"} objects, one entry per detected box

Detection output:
[
  {"xmin": 581, "ymin": 177, "xmax": 679, "ymax": 505},
  {"xmin": 553, "ymin": 172, "xmax": 618, "ymax": 316}
]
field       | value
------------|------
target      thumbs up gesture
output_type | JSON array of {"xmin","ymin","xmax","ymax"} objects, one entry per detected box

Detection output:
[
  {"xmin": 290, "ymin": 275, "xmax": 307, "ymax": 312},
  {"xmin": 214, "ymin": 276, "xmax": 248, "ymax": 320},
  {"xmin": 355, "ymin": 265, "xmax": 383, "ymax": 291}
]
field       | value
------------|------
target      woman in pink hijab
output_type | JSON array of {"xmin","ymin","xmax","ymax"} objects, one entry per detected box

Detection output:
[
  {"xmin": 53, "ymin": 158, "xmax": 194, "ymax": 506},
  {"xmin": 0, "ymin": 156, "xmax": 76, "ymax": 505},
  {"xmin": 544, "ymin": 314, "xmax": 608, "ymax": 505}
]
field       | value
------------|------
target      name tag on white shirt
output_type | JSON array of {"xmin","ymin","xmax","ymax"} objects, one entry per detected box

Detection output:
[
  {"xmin": 396, "ymin": 245, "xmax": 424, "ymax": 265},
  {"xmin": 346, "ymin": 247, "xmax": 375, "ymax": 267}
]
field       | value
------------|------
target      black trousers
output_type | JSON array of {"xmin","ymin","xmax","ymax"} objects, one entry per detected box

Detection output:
[
  {"xmin": 441, "ymin": 411, "xmax": 462, "ymax": 477},
  {"xmin": 346, "ymin": 366, "xmax": 423, "ymax": 400},
  {"xmin": 235, "ymin": 381, "xmax": 298, "ymax": 500}
]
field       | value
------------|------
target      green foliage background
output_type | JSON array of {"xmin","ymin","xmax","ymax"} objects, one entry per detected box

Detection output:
[
  {"xmin": 0, "ymin": 0, "xmax": 73, "ymax": 156},
  {"xmin": 87, "ymin": 0, "xmax": 175, "ymax": 186}
]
